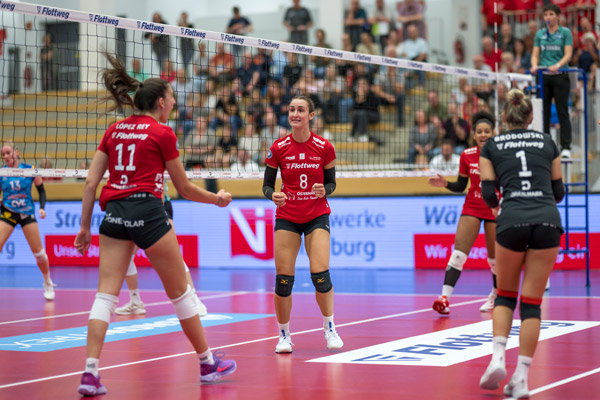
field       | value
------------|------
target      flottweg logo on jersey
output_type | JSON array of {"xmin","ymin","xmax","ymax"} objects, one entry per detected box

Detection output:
[{"xmin": 230, "ymin": 207, "xmax": 274, "ymax": 260}]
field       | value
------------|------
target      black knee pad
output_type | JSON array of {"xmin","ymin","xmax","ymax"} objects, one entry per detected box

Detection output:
[
  {"xmin": 311, "ymin": 270, "xmax": 333, "ymax": 293},
  {"xmin": 275, "ymin": 274, "xmax": 294, "ymax": 297},
  {"xmin": 495, "ymin": 295, "xmax": 517, "ymax": 311},
  {"xmin": 520, "ymin": 298, "xmax": 542, "ymax": 321}
]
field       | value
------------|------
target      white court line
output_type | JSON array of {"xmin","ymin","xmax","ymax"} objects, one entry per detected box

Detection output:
[
  {"xmin": 503, "ymin": 366, "xmax": 600, "ymax": 399},
  {"xmin": 0, "ymin": 297, "xmax": 485, "ymax": 390},
  {"xmin": 0, "ymin": 292, "xmax": 249, "ymax": 326}
]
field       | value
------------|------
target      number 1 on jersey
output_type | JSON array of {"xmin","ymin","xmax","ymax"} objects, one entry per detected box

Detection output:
[
  {"xmin": 516, "ymin": 150, "xmax": 532, "ymax": 178},
  {"xmin": 115, "ymin": 143, "xmax": 137, "ymax": 172}
]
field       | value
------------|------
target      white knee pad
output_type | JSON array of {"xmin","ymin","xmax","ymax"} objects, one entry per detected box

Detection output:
[
  {"xmin": 171, "ymin": 285, "xmax": 199, "ymax": 320},
  {"xmin": 184, "ymin": 261, "xmax": 189, "ymax": 273},
  {"xmin": 33, "ymin": 249, "xmax": 48, "ymax": 264},
  {"xmin": 448, "ymin": 250, "xmax": 468, "ymax": 271},
  {"xmin": 89, "ymin": 293, "xmax": 118, "ymax": 323},
  {"xmin": 488, "ymin": 258, "xmax": 497, "ymax": 275},
  {"xmin": 126, "ymin": 257, "xmax": 138, "ymax": 276}
]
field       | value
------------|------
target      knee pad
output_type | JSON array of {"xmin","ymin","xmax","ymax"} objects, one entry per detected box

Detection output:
[
  {"xmin": 275, "ymin": 274, "xmax": 294, "ymax": 297},
  {"xmin": 495, "ymin": 289, "xmax": 518, "ymax": 311},
  {"xmin": 311, "ymin": 270, "xmax": 333, "ymax": 293},
  {"xmin": 520, "ymin": 296, "xmax": 542, "ymax": 321},
  {"xmin": 487, "ymin": 258, "xmax": 497, "ymax": 275},
  {"xmin": 448, "ymin": 250, "xmax": 468, "ymax": 271},
  {"xmin": 33, "ymin": 249, "xmax": 48, "ymax": 264},
  {"xmin": 126, "ymin": 257, "xmax": 138, "ymax": 276},
  {"xmin": 89, "ymin": 293, "xmax": 118, "ymax": 323},
  {"xmin": 171, "ymin": 285, "xmax": 199, "ymax": 320}
]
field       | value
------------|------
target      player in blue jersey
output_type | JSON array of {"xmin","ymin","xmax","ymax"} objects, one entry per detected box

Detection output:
[{"xmin": 1, "ymin": 143, "xmax": 54, "ymax": 300}]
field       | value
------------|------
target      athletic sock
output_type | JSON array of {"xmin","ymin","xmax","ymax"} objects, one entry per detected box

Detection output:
[
  {"xmin": 513, "ymin": 355, "xmax": 532, "ymax": 381},
  {"xmin": 278, "ymin": 322, "xmax": 291, "ymax": 337},
  {"xmin": 85, "ymin": 358, "xmax": 100, "ymax": 377},
  {"xmin": 129, "ymin": 289, "xmax": 141, "ymax": 304},
  {"xmin": 323, "ymin": 315, "xmax": 334, "ymax": 331},
  {"xmin": 198, "ymin": 348, "xmax": 214, "ymax": 365},
  {"xmin": 42, "ymin": 273, "xmax": 52, "ymax": 284},
  {"xmin": 492, "ymin": 336, "xmax": 507, "ymax": 364},
  {"xmin": 441, "ymin": 285, "xmax": 454, "ymax": 299}
]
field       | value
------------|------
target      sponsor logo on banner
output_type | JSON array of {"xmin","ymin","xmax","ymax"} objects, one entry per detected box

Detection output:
[
  {"xmin": 0, "ymin": 1, "xmax": 16, "ymax": 12},
  {"xmin": 45, "ymin": 234, "xmax": 199, "ymax": 267},
  {"xmin": 414, "ymin": 233, "xmax": 596, "ymax": 269},
  {"xmin": 38, "ymin": 6, "xmax": 70, "ymax": 19},
  {"xmin": 230, "ymin": 207, "xmax": 274, "ymax": 260},
  {"xmin": 308, "ymin": 320, "xmax": 600, "ymax": 366},
  {"xmin": 0, "ymin": 313, "xmax": 273, "ymax": 352}
]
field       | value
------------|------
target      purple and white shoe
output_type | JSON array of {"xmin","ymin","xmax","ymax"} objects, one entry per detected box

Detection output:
[
  {"xmin": 78, "ymin": 372, "xmax": 107, "ymax": 396},
  {"xmin": 200, "ymin": 351, "xmax": 237, "ymax": 382}
]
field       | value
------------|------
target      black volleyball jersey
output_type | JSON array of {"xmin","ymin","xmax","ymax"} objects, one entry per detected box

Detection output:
[{"xmin": 480, "ymin": 128, "xmax": 563, "ymax": 234}]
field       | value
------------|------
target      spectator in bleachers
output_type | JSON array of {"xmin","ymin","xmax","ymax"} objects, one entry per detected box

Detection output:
[
  {"xmin": 283, "ymin": 52, "xmax": 303, "ymax": 91},
  {"xmin": 144, "ymin": 12, "xmax": 169, "ymax": 70},
  {"xmin": 312, "ymin": 29, "xmax": 332, "ymax": 79},
  {"xmin": 384, "ymin": 29, "xmax": 400, "ymax": 55},
  {"xmin": 267, "ymin": 80, "xmax": 292, "ymax": 128},
  {"xmin": 233, "ymin": 52, "xmax": 260, "ymax": 96},
  {"xmin": 574, "ymin": 16, "xmax": 597, "ymax": 49},
  {"xmin": 499, "ymin": 23, "xmax": 516, "ymax": 54},
  {"xmin": 480, "ymin": 0, "xmax": 506, "ymax": 38},
  {"xmin": 471, "ymin": 54, "xmax": 493, "ymax": 100},
  {"xmin": 429, "ymin": 138, "xmax": 460, "ymax": 173},
  {"xmin": 193, "ymin": 42, "xmax": 210, "ymax": 93},
  {"xmin": 322, "ymin": 64, "xmax": 348, "ymax": 123},
  {"xmin": 398, "ymin": 24, "xmax": 427, "ymax": 87},
  {"xmin": 40, "ymin": 33, "xmax": 57, "ymax": 91},
  {"xmin": 371, "ymin": 47, "xmax": 405, "ymax": 126},
  {"xmin": 425, "ymin": 90, "xmax": 447, "ymax": 125},
  {"xmin": 171, "ymin": 68, "xmax": 194, "ymax": 136},
  {"xmin": 209, "ymin": 43, "xmax": 235, "ymax": 85},
  {"xmin": 336, "ymin": 33, "xmax": 355, "ymax": 78},
  {"xmin": 443, "ymin": 102, "xmax": 470, "ymax": 154},
  {"xmin": 451, "ymin": 77, "xmax": 468, "ymax": 106},
  {"xmin": 572, "ymin": 32, "xmax": 599, "ymax": 76},
  {"xmin": 499, "ymin": 51, "xmax": 515, "ymax": 73},
  {"xmin": 215, "ymin": 123, "xmax": 238, "ymax": 168},
  {"xmin": 513, "ymin": 38, "xmax": 531, "ymax": 73},
  {"xmin": 128, "ymin": 58, "xmax": 148, "ymax": 83},
  {"xmin": 481, "ymin": 36, "xmax": 502, "ymax": 71},
  {"xmin": 183, "ymin": 116, "xmax": 217, "ymax": 170},
  {"xmin": 178, "ymin": 12, "xmax": 195, "ymax": 72},
  {"xmin": 407, "ymin": 109, "xmax": 436, "ymax": 163},
  {"xmin": 230, "ymin": 148, "xmax": 260, "ymax": 172},
  {"xmin": 397, "ymin": 0, "xmax": 425, "ymax": 38},
  {"xmin": 461, "ymin": 85, "xmax": 483, "ymax": 125},
  {"xmin": 283, "ymin": 0, "xmax": 313, "ymax": 45},
  {"xmin": 226, "ymin": 6, "xmax": 253, "ymax": 66},
  {"xmin": 344, "ymin": 0, "xmax": 368, "ymax": 49},
  {"xmin": 311, "ymin": 114, "xmax": 332, "ymax": 140},
  {"xmin": 368, "ymin": 0, "xmax": 396, "ymax": 49},
  {"xmin": 523, "ymin": 20, "xmax": 539, "ymax": 54},
  {"xmin": 39, "ymin": 158, "xmax": 62, "ymax": 181},
  {"xmin": 160, "ymin": 59, "xmax": 176, "ymax": 83},
  {"xmin": 259, "ymin": 106, "xmax": 286, "ymax": 147},
  {"xmin": 355, "ymin": 31, "xmax": 382, "ymax": 56},
  {"xmin": 251, "ymin": 49, "xmax": 272, "ymax": 95},
  {"xmin": 350, "ymin": 77, "xmax": 380, "ymax": 143}
]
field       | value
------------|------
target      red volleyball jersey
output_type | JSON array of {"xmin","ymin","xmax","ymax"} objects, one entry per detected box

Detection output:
[
  {"xmin": 98, "ymin": 115, "xmax": 179, "ymax": 210},
  {"xmin": 266, "ymin": 132, "xmax": 336, "ymax": 224},
  {"xmin": 459, "ymin": 146, "xmax": 496, "ymax": 220}
]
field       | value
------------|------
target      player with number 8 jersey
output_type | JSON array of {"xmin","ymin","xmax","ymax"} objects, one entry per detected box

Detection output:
[{"xmin": 263, "ymin": 96, "xmax": 343, "ymax": 354}]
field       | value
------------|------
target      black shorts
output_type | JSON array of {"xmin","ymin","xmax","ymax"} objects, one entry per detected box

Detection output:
[
  {"xmin": 99, "ymin": 193, "xmax": 172, "ymax": 250},
  {"xmin": 0, "ymin": 205, "xmax": 37, "ymax": 227},
  {"xmin": 164, "ymin": 200, "xmax": 173, "ymax": 220},
  {"xmin": 275, "ymin": 214, "xmax": 330, "ymax": 236},
  {"xmin": 496, "ymin": 224, "xmax": 562, "ymax": 252}
]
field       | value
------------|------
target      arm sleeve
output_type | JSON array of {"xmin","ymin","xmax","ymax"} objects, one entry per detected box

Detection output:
[
  {"xmin": 552, "ymin": 178, "xmax": 565, "ymax": 203},
  {"xmin": 262, "ymin": 166, "xmax": 277, "ymax": 200},
  {"xmin": 445, "ymin": 175, "xmax": 468, "ymax": 193},
  {"xmin": 324, "ymin": 167, "xmax": 336, "ymax": 196},
  {"xmin": 36, "ymin": 183, "xmax": 47, "ymax": 210},
  {"xmin": 481, "ymin": 180, "xmax": 499, "ymax": 208}
]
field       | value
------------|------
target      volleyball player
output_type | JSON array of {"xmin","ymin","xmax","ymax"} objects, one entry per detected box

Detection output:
[
  {"xmin": 74, "ymin": 53, "xmax": 235, "ymax": 396},
  {"xmin": 1, "ymin": 143, "xmax": 54, "ymax": 300},
  {"xmin": 115, "ymin": 186, "xmax": 208, "ymax": 317},
  {"xmin": 479, "ymin": 89, "xmax": 564, "ymax": 398},
  {"xmin": 262, "ymin": 96, "xmax": 343, "ymax": 353},
  {"xmin": 428, "ymin": 111, "xmax": 498, "ymax": 315}
]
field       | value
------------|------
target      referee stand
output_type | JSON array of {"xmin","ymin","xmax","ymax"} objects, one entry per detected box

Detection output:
[{"xmin": 534, "ymin": 67, "xmax": 591, "ymax": 287}]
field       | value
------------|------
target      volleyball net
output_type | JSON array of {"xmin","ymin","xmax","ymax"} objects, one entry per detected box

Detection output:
[{"xmin": 0, "ymin": 1, "xmax": 534, "ymax": 180}]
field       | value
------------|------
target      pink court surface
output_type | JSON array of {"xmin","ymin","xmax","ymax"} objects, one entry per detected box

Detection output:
[{"xmin": 0, "ymin": 267, "xmax": 599, "ymax": 399}]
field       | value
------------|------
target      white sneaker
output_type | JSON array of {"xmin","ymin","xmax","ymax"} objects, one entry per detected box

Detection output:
[
  {"xmin": 357, "ymin": 134, "xmax": 369, "ymax": 142},
  {"xmin": 194, "ymin": 293, "xmax": 208, "ymax": 317},
  {"xmin": 504, "ymin": 376, "xmax": 529, "ymax": 399},
  {"xmin": 480, "ymin": 358, "xmax": 506, "ymax": 390},
  {"xmin": 560, "ymin": 148, "xmax": 571, "ymax": 159},
  {"xmin": 115, "ymin": 301, "xmax": 146, "ymax": 315},
  {"xmin": 480, "ymin": 291, "xmax": 496, "ymax": 312},
  {"xmin": 275, "ymin": 334, "xmax": 293, "ymax": 353},
  {"xmin": 43, "ymin": 281, "xmax": 55, "ymax": 301},
  {"xmin": 324, "ymin": 326, "xmax": 344, "ymax": 349}
]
